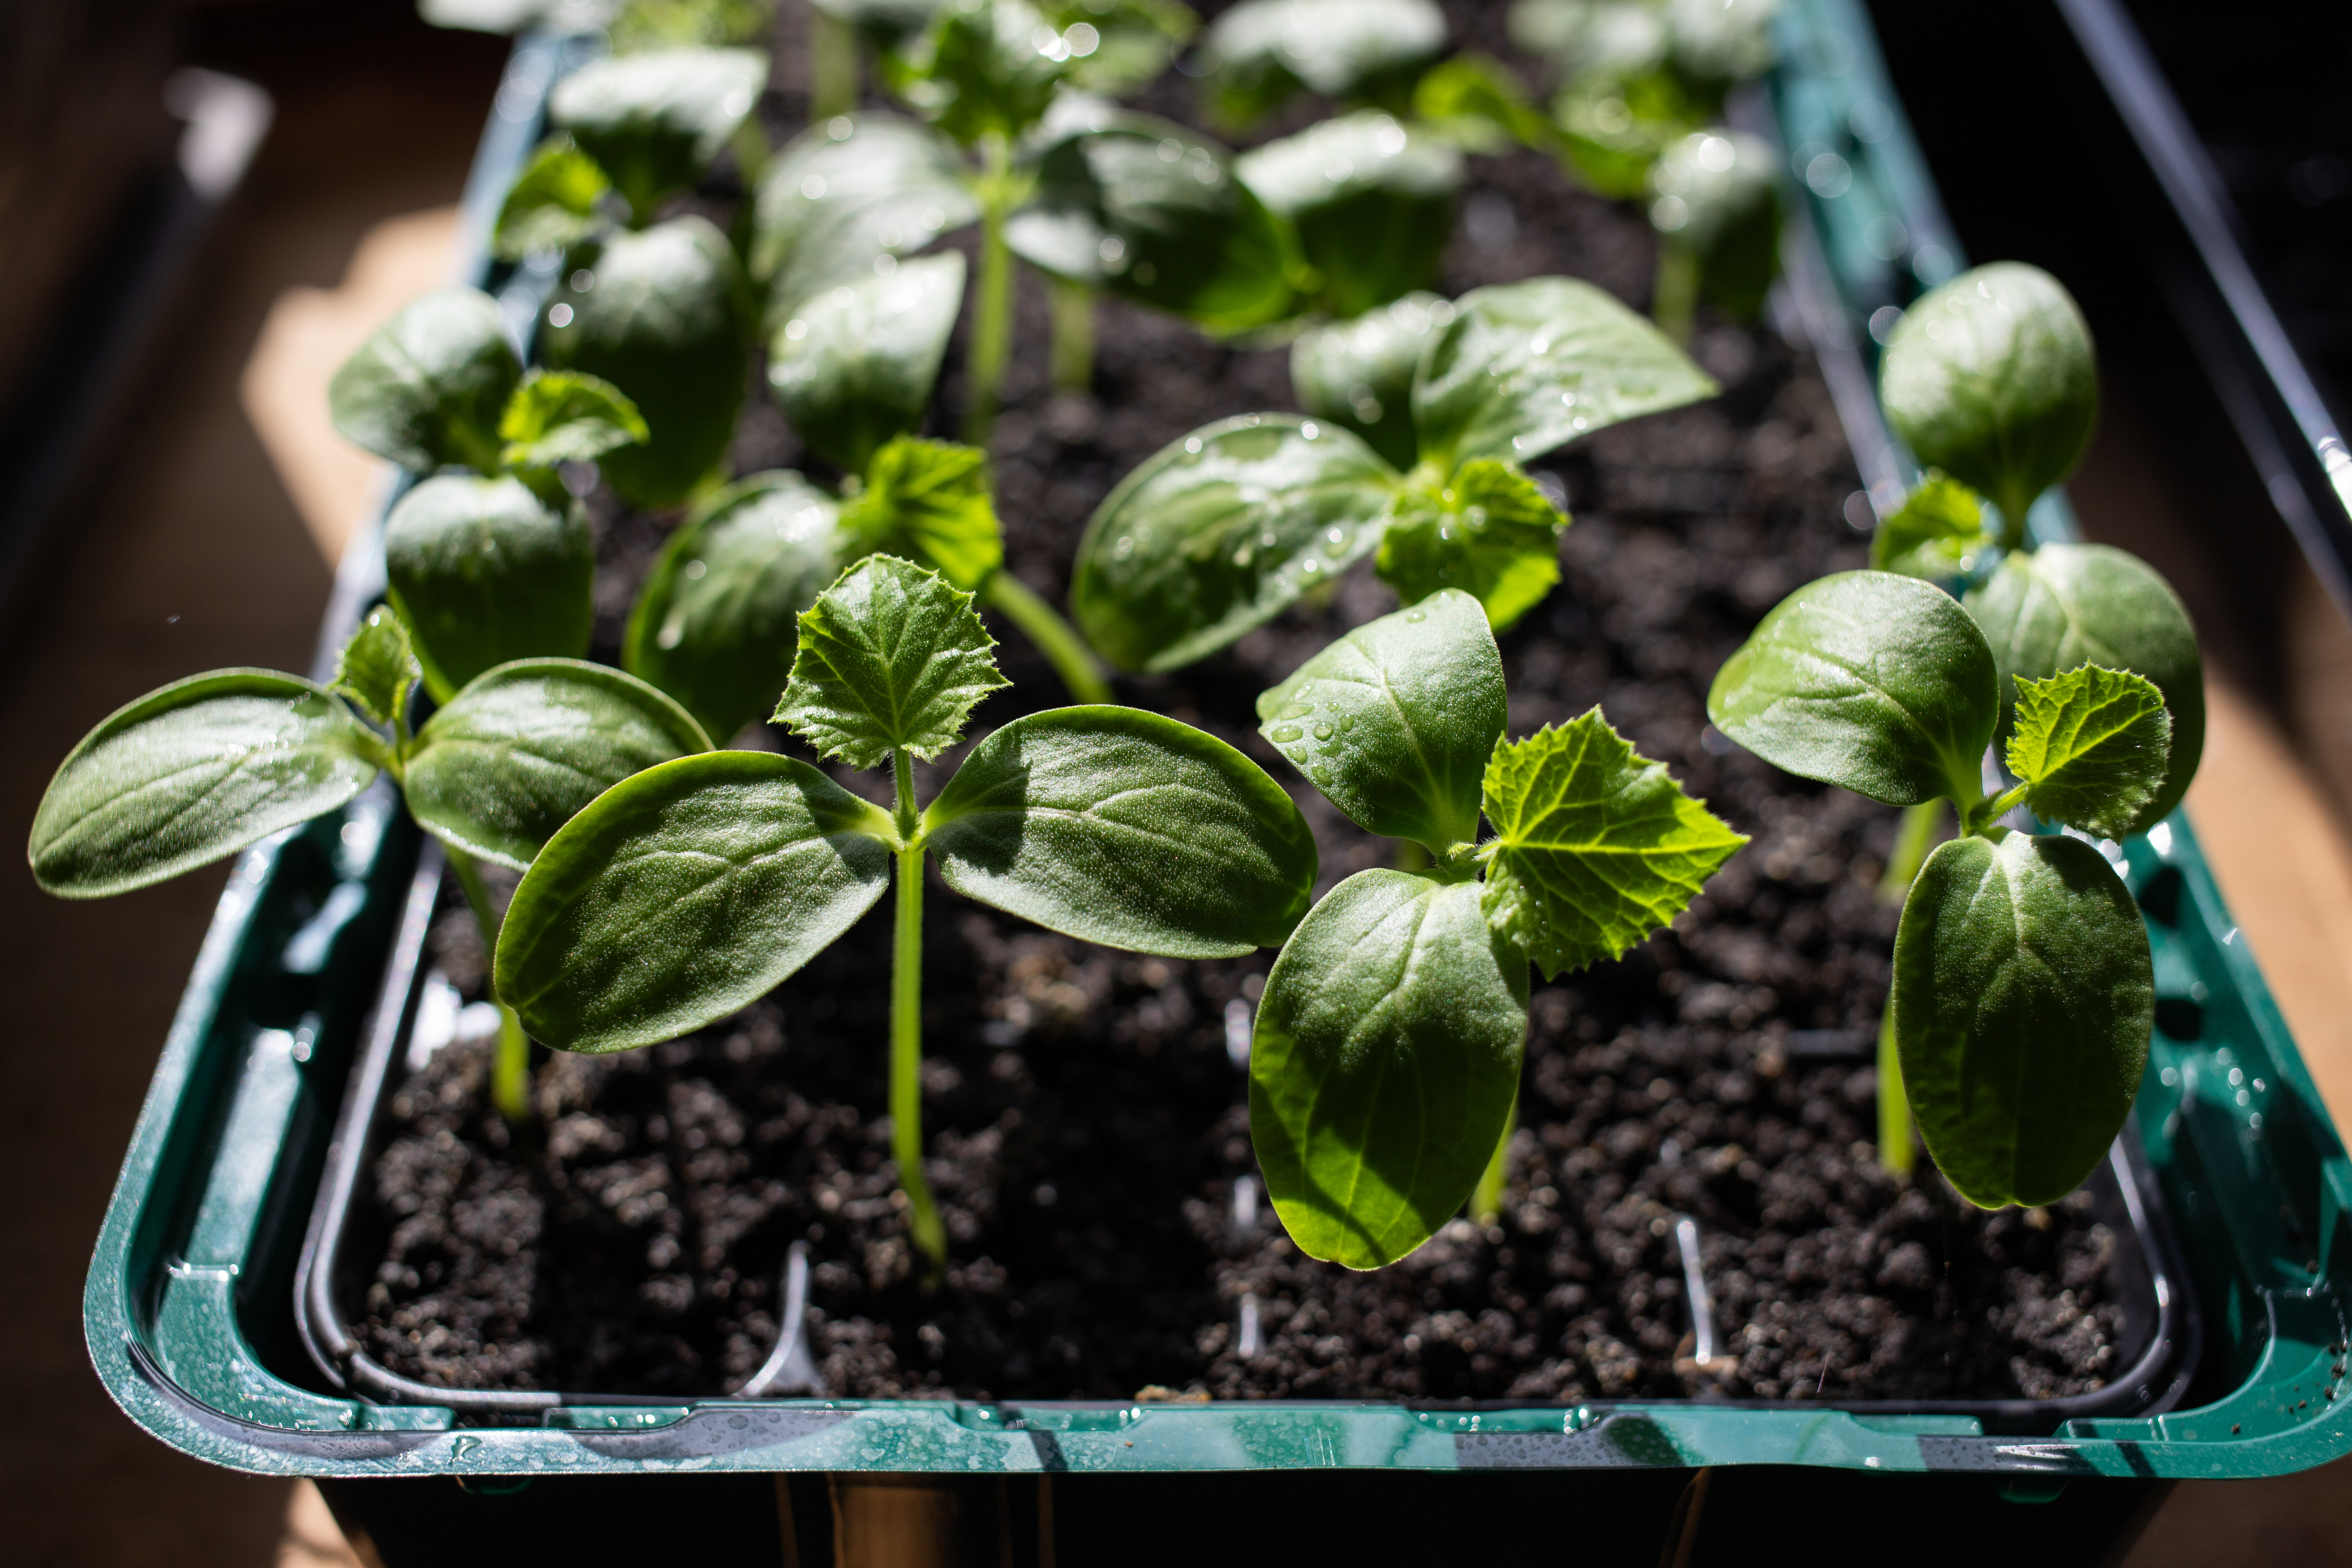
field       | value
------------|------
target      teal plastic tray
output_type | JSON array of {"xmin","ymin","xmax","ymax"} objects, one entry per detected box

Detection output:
[{"xmin": 83, "ymin": 7, "xmax": 2352, "ymax": 1485}]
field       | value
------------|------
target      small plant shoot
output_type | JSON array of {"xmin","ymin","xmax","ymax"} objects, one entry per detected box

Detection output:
[
  {"xmin": 499, "ymin": 555, "xmax": 1317, "ymax": 1268},
  {"xmin": 1197, "ymin": 0, "xmax": 1448, "ymax": 126},
  {"xmin": 28, "ymin": 606, "xmax": 710, "ymax": 1121},
  {"xmin": 1250, "ymin": 590, "xmax": 1744, "ymax": 1267},
  {"xmin": 1072, "ymin": 275, "xmax": 1717, "ymax": 671},
  {"xmin": 330, "ymin": 288, "xmax": 648, "ymax": 699},
  {"xmin": 1646, "ymin": 128, "xmax": 1779, "ymax": 342},
  {"xmin": 1708, "ymin": 569, "xmax": 2177, "ymax": 1208}
]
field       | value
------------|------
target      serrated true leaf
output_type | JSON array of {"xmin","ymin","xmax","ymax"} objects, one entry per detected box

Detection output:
[
  {"xmin": 383, "ymin": 474, "xmax": 595, "ymax": 703},
  {"xmin": 498, "ymin": 370, "xmax": 649, "ymax": 472},
  {"xmin": 331, "ymin": 606, "xmax": 419, "ymax": 727},
  {"xmin": 1895, "ymin": 830, "xmax": 2152, "ymax": 1208},
  {"xmin": 768, "ymin": 253, "xmax": 965, "ymax": 475},
  {"xmin": 493, "ymin": 138, "xmax": 611, "ymax": 261},
  {"xmin": 496, "ymin": 750, "xmax": 896, "ymax": 1054},
  {"xmin": 1375, "ymin": 459, "xmax": 1565, "ymax": 631},
  {"xmin": 328, "ymin": 287, "xmax": 520, "ymax": 475},
  {"xmin": 1237, "ymin": 111, "xmax": 1461, "ymax": 318},
  {"xmin": 1966, "ymin": 542, "xmax": 2203, "ymax": 834},
  {"xmin": 838, "ymin": 436, "xmax": 1003, "ymax": 590},
  {"xmin": 1707, "ymin": 570, "xmax": 1999, "ymax": 808},
  {"xmin": 2006, "ymin": 665, "xmax": 2171, "ymax": 841},
  {"xmin": 404, "ymin": 658, "xmax": 712, "ymax": 871},
  {"xmin": 1870, "ymin": 471, "xmax": 1992, "ymax": 582},
  {"xmin": 548, "ymin": 46, "xmax": 769, "ymax": 222},
  {"xmin": 1411, "ymin": 53, "xmax": 1554, "ymax": 152},
  {"xmin": 902, "ymin": 0, "xmax": 1071, "ymax": 144},
  {"xmin": 1289, "ymin": 292, "xmax": 1451, "ymax": 470},
  {"xmin": 1480, "ymin": 710, "xmax": 1745, "ymax": 980},
  {"xmin": 623, "ymin": 471, "xmax": 842, "ymax": 745},
  {"xmin": 1257, "ymin": 588, "xmax": 1502, "ymax": 851},
  {"xmin": 28, "ymin": 671, "xmax": 385, "ymax": 898},
  {"xmin": 1069, "ymin": 415, "xmax": 1399, "ymax": 672},
  {"xmin": 1411, "ymin": 276, "xmax": 1718, "ymax": 470},
  {"xmin": 1251, "ymin": 868, "xmax": 1529, "ymax": 1269},
  {"xmin": 925, "ymin": 706, "xmax": 1317, "ymax": 956},
  {"xmin": 774, "ymin": 554, "xmax": 1008, "ymax": 766}
]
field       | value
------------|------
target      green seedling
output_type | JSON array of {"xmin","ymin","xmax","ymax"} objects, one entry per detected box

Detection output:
[
  {"xmin": 496, "ymin": 555, "xmax": 1316, "ymax": 1268},
  {"xmin": 626, "ymin": 251, "xmax": 1109, "ymax": 740},
  {"xmin": 495, "ymin": 47, "xmax": 769, "ymax": 505},
  {"xmin": 1709, "ymin": 570, "xmax": 2176, "ymax": 1209},
  {"xmin": 1196, "ymin": 0, "xmax": 1449, "ymax": 127},
  {"xmin": 1071, "ymin": 274, "xmax": 1717, "ymax": 672},
  {"xmin": 1509, "ymin": 0, "xmax": 1781, "ymax": 199},
  {"xmin": 330, "ymin": 288, "xmax": 648, "ymax": 700},
  {"xmin": 1233, "ymin": 110, "xmax": 1464, "ymax": 321},
  {"xmin": 27, "ymin": 606, "xmax": 710, "ymax": 1122},
  {"xmin": 1249, "ymin": 589, "xmax": 1744, "ymax": 1267},
  {"xmin": 1646, "ymin": 128, "xmax": 1780, "ymax": 341}
]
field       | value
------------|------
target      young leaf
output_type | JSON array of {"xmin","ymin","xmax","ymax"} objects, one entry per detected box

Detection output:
[
  {"xmin": 1236, "ymin": 112, "xmax": 1461, "ymax": 318},
  {"xmin": 1374, "ymin": 459, "xmax": 1566, "ymax": 631},
  {"xmin": 1966, "ymin": 542, "xmax": 2204, "ymax": 833},
  {"xmin": 773, "ymin": 554, "xmax": 1009, "ymax": 766},
  {"xmin": 838, "ymin": 436, "xmax": 1003, "ymax": 590},
  {"xmin": 1200, "ymin": 0, "xmax": 1448, "ymax": 124},
  {"xmin": 1648, "ymin": 129, "xmax": 1780, "ymax": 320},
  {"xmin": 1250, "ymin": 869, "xmax": 1529, "ymax": 1269},
  {"xmin": 1870, "ymin": 471, "xmax": 1993, "ymax": 582},
  {"xmin": 925, "ymin": 706, "xmax": 1318, "ymax": 956},
  {"xmin": 899, "ymin": 0, "xmax": 1071, "ymax": 144},
  {"xmin": 1289, "ymin": 292, "xmax": 1452, "ymax": 470},
  {"xmin": 539, "ymin": 216, "xmax": 753, "ymax": 507},
  {"xmin": 751, "ymin": 113, "xmax": 979, "ymax": 315},
  {"xmin": 1070, "ymin": 414, "xmax": 1399, "ymax": 673},
  {"xmin": 1007, "ymin": 103, "xmax": 1297, "ymax": 335},
  {"xmin": 623, "ymin": 471, "xmax": 843, "ymax": 746},
  {"xmin": 2006, "ymin": 665, "xmax": 2171, "ymax": 841},
  {"xmin": 496, "ymin": 750, "xmax": 897, "ymax": 1054},
  {"xmin": 1412, "ymin": 276, "xmax": 1719, "ymax": 470},
  {"xmin": 768, "ymin": 251, "xmax": 965, "ymax": 475},
  {"xmin": 331, "ymin": 606, "xmax": 420, "ymax": 727},
  {"xmin": 1410, "ymin": 53, "xmax": 1555, "ymax": 152},
  {"xmin": 493, "ymin": 138, "xmax": 612, "ymax": 261},
  {"xmin": 328, "ymin": 287, "xmax": 520, "ymax": 475},
  {"xmin": 1707, "ymin": 570, "xmax": 2000, "ymax": 808},
  {"xmin": 1479, "ymin": 710, "xmax": 1746, "ymax": 980},
  {"xmin": 1042, "ymin": 0, "xmax": 1196, "ymax": 93},
  {"xmin": 1879, "ymin": 262, "xmax": 2099, "ymax": 531},
  {"xmin": 1257, "ymin": 587, "xmax": 1503, "ymax": 852},
  {"xmin": 404, "ymin": 658, "xmax": 713, "ymax": 871},
  {"xmin": 547, "ymin": 46, "xmax": 770, "ymax": 223},
  {"xmin": 28, "ymin": 672, "xmax": 385, "ymax": 898},
  {"xmin": 497, "ymin": 369, "xmax": 649, "ymax": 472},
  {"xmin": 1894, "ymin": 830, "xmax": 2153, "ymax": 1208},
  {"xmin": 382, "ymin": 475, "xmax": 595, "ymax": 703}
]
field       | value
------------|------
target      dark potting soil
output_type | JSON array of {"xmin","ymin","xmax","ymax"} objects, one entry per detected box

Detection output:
[{"xmin": 341, "ymin": 15, "xmax": 2131, "ymax": 1410}]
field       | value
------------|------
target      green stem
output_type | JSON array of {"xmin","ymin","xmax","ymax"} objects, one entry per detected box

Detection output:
[
  {"xmin": 448, "ymin": 846, "xmax": 530, "ymax": 1123},
  {"xmin": 964, "ymin": 135, "xmax": 1015, "ymax": 446},
  {"xmin": 1879, "ymin": 799, "xmax": 1945, "ymax": 903},
  {"xmin": 1471, "ymin": 1087, "xmax": 1517, "ymax": 1225},
  {"xmin": 1877, "ymin": 1000, "xmax": 1914, "ymax": 1177},
  {"xmin": 892, "ymin": 751, "xmax": 948, "ymax": 1271},
  {"xmin": 983, "ymin": 572, "xmax": 1112, "ymax": 704},
  {"xmin": 1653, "ymin": 243, "xmax": 1698, "ymax": 346},
  {"xmin": 1048, "ymin": 277, "xmax": 1095, "ymax": 392},
  {"xmin": 810, "ymin": 9, "xmax": 857, "ymax": 125},
  {"xmin": 1394, "ymin": 838, "xmax": 1431, "ymax": 872}
]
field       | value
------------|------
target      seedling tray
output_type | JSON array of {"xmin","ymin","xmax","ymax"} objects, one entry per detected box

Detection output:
[{"xmin": 80, "ymin": 0, "xmax": 2352, "ymax": 1516}]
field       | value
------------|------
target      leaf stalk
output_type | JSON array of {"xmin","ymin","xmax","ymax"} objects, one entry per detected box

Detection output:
[
  {"xmin": 449, "ymin": 845, "xmax": 531, "ymax": 1122},
  {"xmin": 963, "ymin": 134, "xmax": 1017, "ymax": 445}
]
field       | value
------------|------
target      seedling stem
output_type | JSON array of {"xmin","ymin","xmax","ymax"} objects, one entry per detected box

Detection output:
[
  {"xmin": 965, "ymin": 133, "xmax": 1017, "ymax": 444},
  {"xmin": 447, "ymin": 844, "xmax": 533, "ymax": 1123},
  {"xmin": 891, "ymin": 747, "xmax": 948, "ymax": 1270},
  {"xmin": 983, "ymin": 572, "xmax": 1112, "ymax": 704},
  {"xmin": 1049, "ymin": 278, "xmax": 1095, "ymax": 392},
  {"xmin": 1470, "ymin": 1090, "xmax": 1515, "ymax": 1225}
]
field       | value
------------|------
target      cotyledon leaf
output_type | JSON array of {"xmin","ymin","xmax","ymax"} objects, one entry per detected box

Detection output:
[
  {"xmin": 769, "ymin": 251, "xmax": 966, "ymax": 476},
  {"xmin": 1251, "ymin": 868, "xmax": 1530, "ymax": 1270},
  {"xmin": 548, "ymin": 46, "xmax": 769, "ymax": 222},
  {"xmin": 1256, "ymin": 587, "xmax": 1502, "ymax": 852},
  {"xmin": 327, "ymin": 286, "xmax": 519, "ymax": 475},
  {"xmin": 382, "ymin": 474, "xmax": 596, "ymax": 704},
  {"xmin": 751, "ymin": 112, "xmax": 980, "ymax": 315},
  {"xmin": 1707, "ymin": 570, "xmax": 1999, "ymax": 809},
  {"xmin": 404, "ymin": 658, "xmax": 713, "ymax": 872},
  {"xmin": 495, "ymin": 750, "xmax": 896, "ymax": 1054},
  {"xmin": 1480, "ymin": 709, "xmax": 1746, "ymax": 981},
  {"xmin": 773, "ymin": 554, "xmax": 1009, "ymax": 767},
  {"xmin": 28, "ymin": 671, "xmax": 386, "ymax": 898},
  {"xmin": 1894, "ymin": 829, "xmax": 2152, "ymax": 1209},
  {"xmin": 2005, "ymin": 664, "xmax": 2170, "ymax": 842},
  {"xmin": 925, "ymin": 705, "xmax": 1317, "ymax": 956}
]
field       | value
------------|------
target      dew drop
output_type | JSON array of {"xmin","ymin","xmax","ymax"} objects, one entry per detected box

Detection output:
[
  {"xmin": 1311, "ymin": 723, "xmax": 1335, "ymax": 741},
  {"xmin": 1271, "ymin": 725, "xmax": 1303, "ymax": 743},
  {"xmin": 1287, "ymin": 745, "xmax": 1308, "ymax": 762}
]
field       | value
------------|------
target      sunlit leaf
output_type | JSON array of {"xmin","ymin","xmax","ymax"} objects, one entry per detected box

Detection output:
[
  {"xmin": 1200, "ymin": 0, "xmax": 1447, "ymax": 124},
  {"xmin": 838, "ymin": 436, "xmax": 1003, "ymax": 590},
  {"xmin": 1374, "ymin": 459, "xmax": 1565, "ymax": 631},
  {"xmin": 331, "ymin": 606, "xmax": 420, "ymax": 728},
  {"xmin": 1870, "ymin": 471, "xmax": 1994, "ymax": 582},
  {"xmin": 2005, "ymin": 664, "xmax": 2170, "ymax": 842},
  {"xmin": 1237, "ymin": 111, "xmax": 1460, "ymax": 318},
  {"xmin": 1288, "ymin": 292, "xmax": 1451, "ymax": 469},
  {"xmin": 382, "ymin": 474, "xmax": 595, "ymax": 703},
  {"xmin": 773, "ymin": 554, "xmax": 1009, "ymax": 766},
  {"xmin": 328, "ymin": 287, "xmax": 520, "ymax": 475},
  {"xmin": 548, "ymin": 46, "xmax": 770, "ymax": 222},
  {"xmin": 493, "ymin": 138, "xmax": 612, "ymax": 261},
  {"xmin": 767, "ymin": 251, "xmax": 965, "ymax": 475},
  {"xmin": 750, "ymin": 113, "xmax": 979, "ymax": 314},
  {"xmin": 497, "ymin": 369, "xmax": 649, "ymax": 472}
]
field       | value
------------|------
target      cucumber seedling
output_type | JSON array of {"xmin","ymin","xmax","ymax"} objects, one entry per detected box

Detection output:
[
  {"xmin": 496, "ymin": 555, "xmax": 1317, "ymax": 1269},
  {"xmin": 1709, "ymin": 569, "xmax": 2178, "ymax": 1209},
  {"xmin": 1071, "ymin": 274, "xmax": 1717, "ymax": 672},
  {"xmin": 1248, "ymin": 589, "xmax": 1744, "ymax": 1266},
  {"xmin": 330, "ymin": 286, "xmax": 647, "ymax": 701},
  {"xmin": 27, "ymin": 606, "xmax": 710, "ymax": 1122}
]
